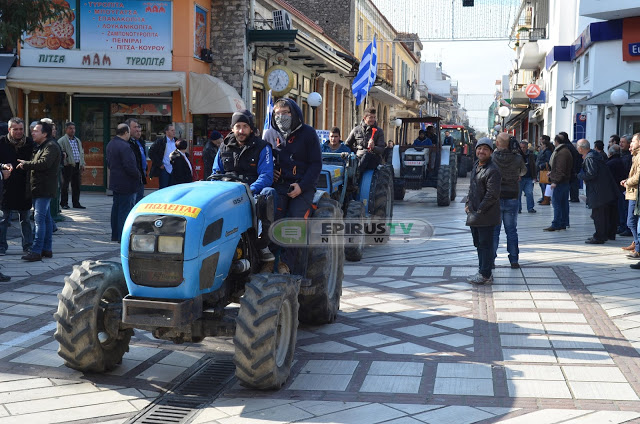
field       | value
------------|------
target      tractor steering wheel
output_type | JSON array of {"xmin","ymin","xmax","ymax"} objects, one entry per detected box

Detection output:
[{"xmin": 206, "ymin": 172, "xmax": 244, "ymax": 183}]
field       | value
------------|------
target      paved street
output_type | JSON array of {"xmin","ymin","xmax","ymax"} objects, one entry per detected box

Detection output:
[{"xmin": 2, "ymin": 181, "xmax": 640, "ymax": 423}]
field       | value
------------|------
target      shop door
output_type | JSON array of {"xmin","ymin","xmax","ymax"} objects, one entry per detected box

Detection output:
[{"xmin": 74, "ymin": 101, "xmax": 109, "ymax": 190}]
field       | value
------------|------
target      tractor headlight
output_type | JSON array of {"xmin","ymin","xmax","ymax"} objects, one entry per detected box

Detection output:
[
  {"xmin": 158, "ymin": 236, "xmax": 184, "ymax": 254},
  {"xmin": 131, "ymin": 235, "xmax": 155, "ymax": 252}
]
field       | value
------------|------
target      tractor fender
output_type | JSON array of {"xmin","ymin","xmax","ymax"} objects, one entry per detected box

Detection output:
[
  {"xmin": 392, "ymin": 145, "xmax": 401, "ymax": 178},
  {"xmin": 440, "ymin": 145, "xmax": 452, "ymax": 166},
  {"xmin": 356, "ymin": 169, "xmax": 375, "ymax": 215}
]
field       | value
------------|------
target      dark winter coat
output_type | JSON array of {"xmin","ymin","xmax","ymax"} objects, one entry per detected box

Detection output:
[
  {"xmin": 345, "ymin": 120, "xmax": 386, "ymax": 157},
  {"xmin": 0, "ymin": 135, "xmax": 34, "ymax": 210},
  {"xmin": 202, "ymin": 140, "xmax": 218, "ymax": 179},
  {"xmin": 522, "ymin": 149, "xmax": 536, "ymax": 179},
  {"xmin": 606, "ymin": 153, "xmax": 627, "ymax": 192},
  {"xmin": 169, "ymin": 150, "xmax": 193, "ymax": 185},
  {"xmin": 148, "ymin": 136, "xmax": 172, "ymax": 178},
  {"xmin": 130, "ymin": 138, "xmax": 147, "ymax": 185},
  {"xmin": 263, "ymin": 98, "xmax": 321, "ymax": 193},
  {"xmin": 578, "ymin": 150, "xmax": 618, "ymax": 209},
  {"xmin": 567, "ymin": 142, "xmax": 582, "ymax": 182},
  {"xmin": 20, "ymin": 137, "xmax": 61, "ymax": 198},
  {"xmin": 106, "ymin": 136, "xmax": 142, "ymax": 194},
  {"xmin": 466, "ymin": 158, "xmax": 502, "ymax": 227},
  {"xmin": 491, "ymin": 148, "xmax": 526, "ymax": 199},
  {"xmin": 622, "ymin": 150, "xmax": 633, "ymax": 177},
  {"xmin": 213, "ymin": 133, "xmax": 273, "ymax": 194},
  {"xmin": 535, "ymin": 147, "xmax": 552, "ymax": 173},
  {"xmin": 549, "ymin": 143, "xmax": 573, "ymax": 184}
]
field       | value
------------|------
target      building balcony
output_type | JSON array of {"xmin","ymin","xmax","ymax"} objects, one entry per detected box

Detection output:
[
  {"xmin": 579, "ymin": 0, "xmax": 640, "ymax": 20},
  {"xmin": 517, "ymin": 41, "xmax": 545, "ymax": 70},
  {"xmin": 377, "ymin": 63, "xmax": 393, "ymax": 86}
]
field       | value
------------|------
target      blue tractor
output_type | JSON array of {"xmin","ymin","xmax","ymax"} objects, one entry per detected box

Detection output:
[
  {"xmin": 317, "ymin": 152, "xmax": 394, "ymax": 261},
  {"xmin": 53, "ymin": 178, "xmax": 344, "ymax": 390}
]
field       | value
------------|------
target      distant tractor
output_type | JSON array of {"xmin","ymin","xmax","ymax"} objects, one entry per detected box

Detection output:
[
  {"xmin": 441, "ymin": 124, "xmax": 474, "ymax": 178},
  {"xmin": 391, "ymin": 116, "xmax": 458, "ymax": 206}
]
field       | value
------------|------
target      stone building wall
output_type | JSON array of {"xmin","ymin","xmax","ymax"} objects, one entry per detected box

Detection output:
[
  {"xmin": 210, "ymin": 0, "xmax": 249, "ymax": 95},
  {"xmin": 284, "ymin": 0, "xmax": 354, "ymax": 52}
]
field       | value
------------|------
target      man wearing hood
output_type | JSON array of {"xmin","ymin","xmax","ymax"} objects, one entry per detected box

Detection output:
[
  {"xmin": 413, "ymin": 130, "xmax": 432, "ymax": 147},
  {"xmin": 263, "ymin": 98, "xmax": 322, "ymax": 273},
  {"xmin": 491, "ymin": 133, "xmax": 527, "ymax": 268},
  {"xmin": 577, "ymin": 139, "xmax": 619, "ymax": 244},
  {"xmin": 345, "ymin": 107, "xmax": 386, "ymax": 174}
]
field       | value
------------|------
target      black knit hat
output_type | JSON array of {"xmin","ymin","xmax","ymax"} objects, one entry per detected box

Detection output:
[{"xmin": 231, "ymin": 109, "xmax": 254, "ymax": 130}]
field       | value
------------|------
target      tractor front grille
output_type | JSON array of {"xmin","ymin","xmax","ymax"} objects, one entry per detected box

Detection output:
[{"xmin": 130, "ymin": 257, "xmax": 184, "ymax": 287}]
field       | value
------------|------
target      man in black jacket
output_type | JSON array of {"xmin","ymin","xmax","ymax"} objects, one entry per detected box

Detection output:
[
  {"xmin": 148, "ymin": 124, "xmax": 176, "ymax": 189},
  {"xmin": 466, "ymin": 138, "xmax": 501, "ymax": 285},
  {"xmin": 203, "ymin": 130, "xmax": 222, "ymax": 179},
  {"xmin": 519, "ymin": 140, "xmax": 537, "ymax": 214},
  {"xmin": 0, "ymin": 161, "xmax": 12, "ymax": 280},
  {"xmin": 577, "ymin": 139, "xmax": 619, "ymax": 243},
  {"xmin": 345, "ymin": 107, "xmax": 386, "ymax": 174},
  {"xmin": 125, "ymin": 118, "xmax": 147, "ymax": 203}
]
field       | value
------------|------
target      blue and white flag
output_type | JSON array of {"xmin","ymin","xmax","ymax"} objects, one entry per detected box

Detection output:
[
  {"xmin": 352, "ymin": 35, "xmax": 378, "ymax": 106},
  {"xmin": 264, "ymin": 90, "xmax": 274, "ymax": 131}
]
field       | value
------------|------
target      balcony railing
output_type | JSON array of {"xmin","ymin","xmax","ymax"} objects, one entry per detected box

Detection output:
[{"xmin": 378, "ymin": 63, "xmax": 393, "ymax": 85}]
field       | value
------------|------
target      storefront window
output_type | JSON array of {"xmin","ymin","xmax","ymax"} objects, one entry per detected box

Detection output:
[
  {"xmin": 193, "ymin": 114, "xmax": 208, "ymax": 146},
  {"xmin": 253, "ymin": 89, "xmax": 264, "ymax": 131},
  {"xmin": 27, "ymin": 92, "xmax": 69, "ymax": 137}
]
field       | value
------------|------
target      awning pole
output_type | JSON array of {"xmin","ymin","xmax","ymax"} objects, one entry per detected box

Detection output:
[
  {"xmin": 24, "ymin": 90, "xmax": 30, "ymax": 135},
  {"xmin": 68, "ymin": 93, "xmax": 73, "ymax": 122}
]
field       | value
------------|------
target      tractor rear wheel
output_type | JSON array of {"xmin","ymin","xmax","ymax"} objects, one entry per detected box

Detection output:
[
  {"xmin": 54, "ymin": 260, "xmax": 132, "ymax": 373},
  {"xmin": 368, "ymin": 165, "xmax": 394, "ymax": 243},
  {"xmin": 344, "ymin": 200, "xmax": 365, "ymax": 262},
  {"xmin": 299, "ymin": 197, "xmax": 344, "ymax": 325},
  {"xmin": 234, "ymin": 273, "xmax": 299, "ymax": 389},
  {"xmin": 436, "ymin": 164, "xmax": 452, "ymax": 206}
]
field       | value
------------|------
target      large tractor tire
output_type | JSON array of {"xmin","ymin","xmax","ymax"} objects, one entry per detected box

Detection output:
[
  {"xmin": 234, "ymin": 273, "xmax": 299, "ymax": 390},
  {"xmin": 457, "ymin": 156, "xmax": 468, "ymax": 178},
  {"xmin": 299, "ymin": 197, "xmax": 344, "ymax": 325},
  {"xmin": 436, "ymin": 164, "xmax": 452, "ymax": 206},
  {"xmin": 344, "ymin": 200, "xmax": 365, "ymax": 262},
  {"xmin": 54, "ymin": 260, "xmax": 132, "ymax": 373},
  {"xmin": 394, "ymin": 178, "xmax": 406, "ymax": 201},
  {"xmin": 451, "ymin": 155, "xmax": 458, "ymax": 202}
]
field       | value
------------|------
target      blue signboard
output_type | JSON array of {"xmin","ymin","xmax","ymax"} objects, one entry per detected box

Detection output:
[
  {"xmin": 629, "ymin": 42, "xmax": 640, "ymax": 56},
  {"xmin": 530, "ymin": 90, "xmax": 546, "ymax": 104}
]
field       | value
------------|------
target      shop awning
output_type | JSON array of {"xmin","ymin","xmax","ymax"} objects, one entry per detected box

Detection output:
[
  {"xmin": 369, "ymin": 86, "xmax": 405, "ymax": 105},
  {"xmin": 189, "ymin": 72, "xmax": 245, "ymax": 115},
  {"xmin": 0, "ymin": 54, "xmax": 16, "ymax": 90},
  {"xmin": 7, "ymin": 67, "xmax": 187, "ymax": 118}
]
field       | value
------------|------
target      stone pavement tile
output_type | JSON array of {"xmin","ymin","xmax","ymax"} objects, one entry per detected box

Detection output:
[
  {"xmin": 555, "ymin": 350, "xmax": 614, "ymax": 365},
  {"xmin": 345, "ymin": 333, "xmax": 400, "ymax": 347},
  {"xmin": 411, "ymin": 286, "xmax": 450, "ymax": 295},
  {"xmin": 561, "ymin": 411, "xmax": 640, "ymax": 423},
  {"xmin": 14, "ymin": 284, "xmax": 60, "ymax": 294},
  {"xmin": 106, "ymin": 358, "xmax": 143, "ymax": 376},
  {"xmin": 524, "ymin": 278, "xmax": 563, "ymax": 285},
  {"xmin": 360, "ymin": 375, "xmax": 421, "ymax": 393},
  {"xmin": 622, "ymin": 327, "xmax": 640, "ymax": 341},
  {"xmin": 450, "ymin": 267, "xmax": 478, "ymax": 277},
  {"xmin": 378, "ymin": 293, "xmax": 414, "ymax": 301},
  {"xmin": 0, "ymin": 302, "xmax": 12, "ymax": 311},
  {"xmin": 368, "ymin": 302, "xmax": 413, "ymax": 313},
  {"xmin": 497, "ymin": 409, "xmax": 592, "ymax": 424},
  {"xmin": 410, "ymin": 278, "xmax": 447, "ymax": 285},
  {"xmin": 28, "ymin": 295, "xmax": 60, "ymax": 307},
  {"xmin": 343, "ymin": 296, "xmax": 387, "ymax": 307},
  {"xmin": 543, "ymin": 324, "xmax": 595, "ymax": 335},
  {"xmin": 568, "ymin": 381, "xmax": 639, "ymax": 400},
  {"xmin": 539, "ymin": 313, "xmax": 587, "ymax": 323},
  {"xmin": 439, "ymin": 282, "xmax": 470, "ymax": 291},
  {"xmin": 374, "ymin": 267, "xmax": 408, "ymax": 276},
  {"xmin": 548, "ymin": 335, "xmax": 604, "ymax": 350},
  {"xmin": 362, "ymin": 277, "xmax": 393, "ymax": 284},
  {"xmin": 436, "ymin": 363, "xmax": 492, "ymax": 379},
  {"xmin": 300, "ymin": 360, "xmax": 359, "ymax": 375},
  {"xmin": 496, "ymin": 312, "xmax": 541, "ymax": 322},
  {"xmin": 615, "ymin": 318, "xmax": 640, "ymax": 331},
  {"xmin": 395, "ymin": 309, "xmax": 442, "ymax": 320},
  {"xmin": 534, "ymin": 300, "xmax": 579, "ymax": 310},
  {"xmin": 0, "ymin": 315, "xmax": 27, "ymax": 329},
  {"xmin": 382, "ymin": 281, "xmax": 418, "ymax": 289},
  {"xmin": 501, "ymin": 335, "xmax": 551, "ymax": 348},
  {"xmin": 493, "ymin": 277, "xmax": 527, "ymax": 285},
  {"xmin": 411, "ymin": 267, "xmax": 445, "ymax": 277},
  {"xmin": 562, "ymin": 365, "xmax": 627, "ymax": 382},
  {"xmin": 210, "ymin": 398, "xmax": 295, "ymax": 415},
  {"xmin": 606, "ymin": 304, "xmax": 640, "ymax": 318},
  {"xmin": 589, "ymin": 282, "xmax": 635, "ymax": 292},
  {"xmin": 315, "ymin": 323, "xmax": 359, "ymax": 335},
  {"xmin": 504, "ymin": 364, "xmax": 564, "ymax": 380},
  {"xmin": 494, "ymin": 300, "xmax": 536, "ymax": 309},
  {"xmin": 432, "ymin": 304, "xmax": 469, "ymax": 315},
  {"xmin": 292, "ymin": 401, "xmax": 368, "ymax": 417},
  {"xmin": 124, "ymin": 345, "xmax": 163, "ymax": 361},
  {"xmin": 342, "ymin": 286, "xmax": 380, "ymax": 294},
  {"xmin": 394, "ymin": 324, "xmax": 446, "ymax": 338},
  {"xmin": 430, "ymin": 333, "xmax": 473, "ymax": 347},
  {"xmin": 344, "ymin": 266, "xmax": 372, "ymax": 276},
  {"xmin": 433, "ymin": 317, "xmax": 473, "ymax": 330},
  {"xmin": 384, "ymin": 404, "xmax": 443, "ymax": 414},
  {"xmin": 0, "ymin": 377, "xmax": 53, "ymax": 394},
  {"xmin": 492, "ymin": 284, "xmax": 529, "ymax": 292},
  {"xmin": 359, "ymin": 315, "xmax": 403, "ymax": 326},
  {"xmin": 158, "ymin": 351, "xmax": 204, "ymax": 367},
  {"xmin": 527, "ymin": 285, "xmax": 568, "ymax": 292},
  {"xmin": 506, "ymin": 379, "xmax": 572, "ymax": 398},
  {"xmin": 44, "ymin": 276, "xmax": 66, "ymax": 283},
  {"xmin": 413, "ymin": 405, "xmax": 494, "ymax": 423},
  {"xmin": 288, "ymin": 374, "xmax": 353, "ymax": 391},
  {"xmin": 521, "ymin": 268, "xmax": 558, "ymax": 278},
  {"xmin": 369, "ymin": 361, "xmax": 423, "ymax": 376},
  {"xmin": 2, "ymin": 304, "xmax": 53, "ymax": 317},
  {"xmin": 0, "ymin": 292, "xmax": 39, "ymax": 302},
  {"xmin": 10, "ymin": 348, "xmax": 64, "ymax": 367},
  {"xmin": 191, "ymin": 406, "xmax": 231, "ymax": 423},
  {"xmin": 0, "ymin": 401, "xmax": 138, "ymax": 424},
  {"xmin": 216, "ymin": 403, "xmax": 313, "ymax": 424},
  {"xmin": 493, "ymin": 292, "xmax": 533, "ymax": 300},
  {"xmin": 530, "ymin": 292, "xmax": 573, "ymax": 300},
  {"xmin": 499, "ymin": 323, "xmax": 546, "ymax": 334},
  {"xmin": 0, "ymin": 346, "xmax": 22, "ymax": 360},
  {"xmin": 477, "ymin": 407, "xmax": 521, "ymax": 416},
  {"xmin": 135, "ymin": 363, "xmax": 187, "ymax": 382},
  {"xmin": 439, "ymin": 292, "xmax": 472, "ymax": 301},
  {"xmin": 375, "ymin": 417, "xmax": 423, "ymax": 424},
  {"xmin": 5, "ymin": 387, "xmax": 144, "ymax": 415},
  {"xmin": 299, "ymin": 341, "xmax": 356, "ymax": 353},
  {"xmin": 377, "ymin": 342, "xmax": 435, "ymax": 355},
  {"xmin": 305, "ymin": 403, "xmax": 405, "ymax": 424},
  {"xmin": 493, "ymin": 268, "xmax": 524, "ymax": 277},
  {"xmin": 502, "ymin": 349, "xmax": 557, "ymax": 363}
]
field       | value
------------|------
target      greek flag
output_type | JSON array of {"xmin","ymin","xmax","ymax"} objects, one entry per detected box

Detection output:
[
  {"xmin": 352, "ymin": 36, "xmax": 378, "ymax": 106},
  {"xmin": 264, "ymin": 90, "xmax": 274, "ymax": 131}
]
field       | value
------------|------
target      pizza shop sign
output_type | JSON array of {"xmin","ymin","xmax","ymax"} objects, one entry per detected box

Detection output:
[{"xmin": 21, "ymin": 50, "xmax": 171, "ymax": 70}]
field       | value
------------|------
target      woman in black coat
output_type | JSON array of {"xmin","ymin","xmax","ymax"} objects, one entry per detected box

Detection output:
[{"xmin": 169, "ymin": 140, "xmax": 193, "ymax": 185}]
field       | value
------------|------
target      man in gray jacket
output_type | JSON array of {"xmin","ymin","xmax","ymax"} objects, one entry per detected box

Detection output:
[
  {"xmin": 466, "ymin": 138, "xmax": 501, "ymax": 284},
  {"xmin": 492, "ymin": 133, "xmax": 527, "ymax": 268}
]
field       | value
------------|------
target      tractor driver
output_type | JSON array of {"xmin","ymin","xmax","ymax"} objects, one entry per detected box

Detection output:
[
  {"xmin": 211, "ymin": 109, "xmax": 275, "ymax": 262},
  {"xmin": 345, "ymin": 107, "xmax": 386, "ymax": 174},
  {"xmin": 413, "ymin": 130, "xmax": 432, "ymax": 147}
]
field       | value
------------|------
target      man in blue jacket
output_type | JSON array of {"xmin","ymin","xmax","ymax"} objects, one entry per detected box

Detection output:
[{"xmin": 106, "ymin": 124, "xmax": 142, "ymax": 243}]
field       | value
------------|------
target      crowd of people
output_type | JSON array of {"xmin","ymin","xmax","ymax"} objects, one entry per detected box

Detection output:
[{"xmin": 466, "ymin": 131, "xmax": 640, "ymax": 284}]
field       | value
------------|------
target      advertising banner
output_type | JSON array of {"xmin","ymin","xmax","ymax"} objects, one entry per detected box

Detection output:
[
  {"xmin": 194, "ymin": 5, "xmax": 207, "ymax": 59},
  {"xmin": 623, "ymin": 17, "xmax": 640, "ymax": 62}
]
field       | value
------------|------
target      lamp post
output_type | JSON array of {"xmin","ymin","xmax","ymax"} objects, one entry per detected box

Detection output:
[
  {"xmin": 307, "ymin": 92, "xmax": 322, "ymax": 128},
  {"xmin": 560, "ymin": 95, "xmax": 569, "ymax": 109},
  {"xmin": 498, "ymin": 106, "xmax": 510, "ymax": 132},
  {"xmin": 610, "ymin": 88, "xmax": 628, "ymax": 135}
]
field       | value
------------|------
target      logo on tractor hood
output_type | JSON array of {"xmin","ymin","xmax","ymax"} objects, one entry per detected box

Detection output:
[{"xmin": 136, "ymin": 203, "xmax": 202, "ymax": 218}]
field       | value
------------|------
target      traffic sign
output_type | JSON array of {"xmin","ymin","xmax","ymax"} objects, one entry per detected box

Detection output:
[{"xmin": 525, "ymin": 84, "xmax": 541, "ymax": 99}]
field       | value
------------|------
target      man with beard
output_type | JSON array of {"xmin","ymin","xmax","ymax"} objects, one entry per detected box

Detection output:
[{"xmin": 345, "ymin": 107, "xmax": 386, "ymax": 174}]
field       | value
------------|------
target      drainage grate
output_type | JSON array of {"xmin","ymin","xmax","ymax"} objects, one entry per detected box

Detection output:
[{"xmin": 128, "ymin": 358, "xmax": 236, "ymax": 424}]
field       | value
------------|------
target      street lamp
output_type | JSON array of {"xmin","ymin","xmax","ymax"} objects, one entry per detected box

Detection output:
[
  {"xmin": 560, "ymin": 95, "xmax": 569, "ymax": 109},
  {"xmin": 498, "ymin": 106, "xmax": 510, "ymax": 132},
  {"xmin": 307, "ymin": 92, "xmax": 322, "ymax": 128},
  {"xmin": 610, "ymin": 88, "xmax": 628, "ymax": 135},
  {"xmin": 392, "ymin": 118, "xmax": 402, "ymax": 127}
]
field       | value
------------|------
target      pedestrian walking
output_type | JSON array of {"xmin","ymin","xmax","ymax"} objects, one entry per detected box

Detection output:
[
  {"xmin": 57, "ymin": 122, "xmax": 86, "ymax": 209},
  {"xmin": 466, "ymin": 138, "xmax": 501, "ymax": 285}
]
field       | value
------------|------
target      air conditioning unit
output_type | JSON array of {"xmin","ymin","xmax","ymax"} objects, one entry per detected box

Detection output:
[
  {"xmin": 273, "ymin": 10, "xmax": 293, "ymax": 30},
  {"xmin": 200, "ymin": 48, "xmax": 213, "ymax": 63}
]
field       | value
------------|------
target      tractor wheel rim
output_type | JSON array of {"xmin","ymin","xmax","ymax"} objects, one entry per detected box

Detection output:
[
  {"xmin": 275, "ymin": 298, "xmax": 293, "ymax": 368},
  {"xmin": 97, "ymin": 286, "xmax": 123, "ymax": 348}
]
